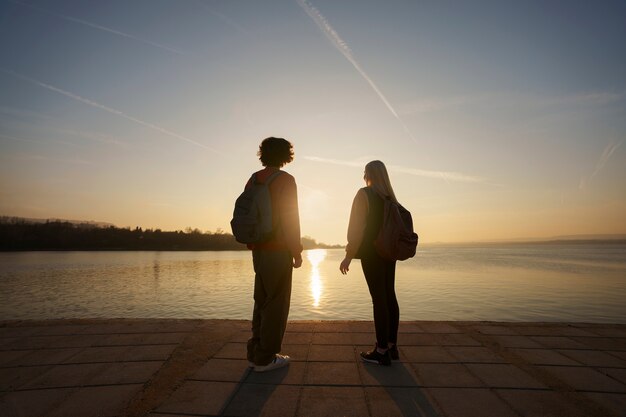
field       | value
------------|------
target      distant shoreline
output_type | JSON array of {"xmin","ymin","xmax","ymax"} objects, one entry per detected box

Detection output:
[
  {"xmin": 426, "ymin": 239, "xmax": 626, "ymax": 247},
  {"xmin": 2, "ymin": 239, "xmax": 624, "ymax": 252}
]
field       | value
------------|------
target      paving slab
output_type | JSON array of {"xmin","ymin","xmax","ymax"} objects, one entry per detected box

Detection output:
[
  {"xmin": 8, "ymin": 348, "xmax": 81, "ymax": 366},
  {"xmin": 223, "ymin": 383, "xmax": 301, "ymax": 416},
  {"xmin": 155, "ymin": 380, "xmax": 237, "ymax": 415},
  {"xmin": 1, "ymin": 319, "xmax": 625, "ymax": 417},
  {"xmin": 0, "ymin": 350, "xmax": 30, "ymax": 367},
  {"xmin": 299, "ymin": 386, "xmax": 368, "ymax": 417},
  {"xmin": 490, "ymin": 335, "xmax": 544, "ymax": 348},
  {"xmin": 473, "ymin": 324, "xmax": 519, "ymax": 335},
  {"xmin": 282, "ymin": 331, "xmax": 313, "ymax": 344},
  {"xmin": 365, "ymin": 386, "xmax": 439, "ymax": 417},
  {"xmin": 20, "ymin": 363, "xmax": 106, "ymax": 389},
  {"xmin": 495, "ymin": 389, "xmax": 592, "ymax": 417},
  {"xmin": 601, "ymin": 367, "xmax": 626, "ymax": 385},
  {"xmin": 305, "ymin": 361, "xmax": 360, "ymax": 385},
  {"xmin": 192, "ymin": 358, "xmax": 250, "ymax": 382},
  {"xmin": 0, "ymin": 365, "xmax": 52, "ymax": 391},
  {"xmin": 559, "ymin": 349, "xmax": 626, "ymax": 367},
  {"xmin": 435, "ymin": 333, "xmax": 482, "ymax": 346},
  {"xmin": 281, "ymin": 343, "xmax": 310, "ymax": 361},
  {"xmin": 0, "ymin": 387, "xmax": 73, "ymax": 417},
  {"xmin": 539, "ymin": 365, "xmax": 626, "ymax": 392},
  {"xmin": 446, "ymin": 346, "xmax": 506, "ymax": 363},
  {"xmin": 412, "ymin": 363, "xmax": 484, "ymax": 387},
  {"xmin": 401, "ymin": 345, "xmax": 458, "ymax": 363},
  {"xmin": 245, "ymin": 361, "xmax": 306, "ymax": 385},
  {"xmin": 531, "ymin": 336, "xmax": 589, "ymax": 350},
  {"xmin": 574, "ymin": 336, "xmax": 626, "ymax": 351},
  {"xmin": 47, "ymin": 384, "xmax": 143, "ymax": 417},
  {"xmin": 89, "ymin": 361, "xmax": 162, "ymax": 385},
  {"xmin": 583, "ymin": 392, "xmax": 626, "ymax": 416},
  {"xmin": 311, "ymin": 331, "xmax": 353, "ymax": 345},
  {"xmin": 358, "ymin": 361, "xmax": 421, "ymax": 387},
  {"xmin": 508, "ymin": 348, "xmax": 581, "ymax": 366},
  {"xmin": 426, "ymin": 387, "xmax": 519, "ymax": 417},
  {"xmin": 400, "ymin": 332, "xmax": 441, "ymax": 346},
  {"xmin": 419, "ymin": 322, "xmax": 461, "ymax": 333},
  {"xmin": 214, "ymin": 342, "xmax": 248, "ymax": 359},
  {"xmin": 307, "ymin": 344, "xmax": 355, "ymax": 362},
  {"xmin": 465, "ymin": 363, "xmax": 546, "ymax": 389}
]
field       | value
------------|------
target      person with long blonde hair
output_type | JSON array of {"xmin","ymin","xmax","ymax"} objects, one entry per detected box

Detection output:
[{"xmin": 340, "ymin": 160, "xmax": 399, "ymax": 365}]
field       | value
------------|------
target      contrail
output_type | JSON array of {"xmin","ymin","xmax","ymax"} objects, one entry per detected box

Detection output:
[
  {"xmin": 580, "ymin": 141, "xmax": 622, "ymax": 189},
  {"xmin": 304, "ymin": 156, "xmax": 484, "ymax": 183},
  {"xmin": 9, "ymin": 0, "xmax": 187, "ymax": 56},
  {"xmin": 297, "ymin": 0, "xmax": 416, "ymax": 142},
  {"xmin": 195, "ymin": 0, "xmax": 251, "ymax": 36},
  {"xmin": 0, "ymin": 68, "xmax": 219, "ymax": 152}
]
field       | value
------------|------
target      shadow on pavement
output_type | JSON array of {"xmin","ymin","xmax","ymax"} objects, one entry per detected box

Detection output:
[
  {"xmin": 363, "ymin": 361, "xmax": 440, "ymax": 417},
  {"xmin": 221, "ymin": 366, "xmax": 288, "ymax": 416}
]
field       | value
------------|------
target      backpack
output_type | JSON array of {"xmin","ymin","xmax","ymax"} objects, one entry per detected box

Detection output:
[
  {"xmin": 374, "ymin": 197, "xmax": 418, "ymax": 261},
  {"xmin": 230, "ymin": 171, "xmax": 283, "ymax": 244}
]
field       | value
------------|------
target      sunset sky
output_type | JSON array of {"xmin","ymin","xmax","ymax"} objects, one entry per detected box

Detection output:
[{"xmin": 1, "ymin": 0, "xmax": 625, "ymax": 244}]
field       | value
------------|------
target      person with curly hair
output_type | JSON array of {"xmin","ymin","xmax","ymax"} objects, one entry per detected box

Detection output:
[{"xmin": 245, "ymin": 137, "xmax": 303, "ymax": 372}]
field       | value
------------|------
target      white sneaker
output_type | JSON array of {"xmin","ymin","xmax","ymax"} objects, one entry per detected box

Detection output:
[{"xmin": 253, "ymin": 354, "xmax": 290, "ymax": 372}]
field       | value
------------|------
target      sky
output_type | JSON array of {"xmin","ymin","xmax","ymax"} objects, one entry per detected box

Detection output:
[{"xmin": 1, "ymin": 0, "xmax": 625, "ymax": 245}]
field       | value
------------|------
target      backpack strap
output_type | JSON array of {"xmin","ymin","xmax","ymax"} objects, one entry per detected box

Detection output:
[{"xmin": 257, "ymin": 170, "xmax": 283, "ymax": 185}]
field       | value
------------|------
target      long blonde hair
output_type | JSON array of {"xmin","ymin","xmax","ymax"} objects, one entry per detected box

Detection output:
[{"xmin": 365, "ymin": 160, "xmax": 398, "ymax": 203}]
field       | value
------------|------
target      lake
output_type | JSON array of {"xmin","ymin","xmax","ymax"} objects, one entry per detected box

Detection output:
[{"xmin": 1, "ymin": 244, "xmax": 625, "ymax": 322}]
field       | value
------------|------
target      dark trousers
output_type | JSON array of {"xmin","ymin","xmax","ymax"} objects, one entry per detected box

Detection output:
[
  {"xmin": 247, "ymin": 250, "xmax": 293, "ymax": 366},
  {"xmin": 361, "ymin": 253, "xmax": 399, "ymax": 348}
]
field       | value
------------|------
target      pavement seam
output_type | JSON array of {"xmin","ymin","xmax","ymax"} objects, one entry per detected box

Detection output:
[
  {"xmin": 456, "ymin": 323, "xmax": 619, "ymax": 417},
  {"xmin": 293, "ymin": 333, "xmax": 312, "ymax": 417},
  {"xmin": 353, "ymin": 346, "xmax": 374, "ymax": 417},
  {"xmin": 215, "ymin": 366, "xmax": 252, "ymax": 416},
  {"xmin": 121, "ymin": 321, "xmax": 237, "ymax": 417}
]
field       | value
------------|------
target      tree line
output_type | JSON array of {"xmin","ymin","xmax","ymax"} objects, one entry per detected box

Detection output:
[{"xmin": 0, "ymin": 217, "xmax": 341, "ymax": 251}]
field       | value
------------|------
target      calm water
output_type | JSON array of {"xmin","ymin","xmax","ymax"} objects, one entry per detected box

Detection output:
[{"xmin": 1, "ymin": 245, "xmax": 625, "ymax": 322}]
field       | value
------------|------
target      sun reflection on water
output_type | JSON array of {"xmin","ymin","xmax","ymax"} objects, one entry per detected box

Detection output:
[{"xmin": 306, "ymin": 249, "xmax": 327, "ymax": 308}]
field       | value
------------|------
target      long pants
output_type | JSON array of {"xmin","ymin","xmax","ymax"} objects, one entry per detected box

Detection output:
[
  {"xmin": 361, "ymin": 253, "xmax": 399, "ymax": 348},
  {"xmin": 247, "ymin": 250, "xmax": 293, "ymax": 366}
]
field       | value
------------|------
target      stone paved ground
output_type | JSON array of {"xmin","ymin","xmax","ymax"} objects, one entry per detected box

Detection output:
[{"xmin": 0, "ymin": 319, "xmax": 625, "ymax": 416}]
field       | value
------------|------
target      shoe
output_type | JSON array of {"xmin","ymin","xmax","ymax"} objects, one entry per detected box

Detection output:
[
  {"xmin": 389, "ymin": 344, "xmax": 399, "ymax": 360},
  {"xmin": 248, "ymin": 361, "xmax": 255, "ymax": 368},
  {"xmin": 253, "ymin": 354, "xmax": 290, "ymax": 372},
  {"xmin": 360, "ymin": 347, "xmax": 391, "ymax": 366}
]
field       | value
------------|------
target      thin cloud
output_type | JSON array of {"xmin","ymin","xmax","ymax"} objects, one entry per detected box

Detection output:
[
  {"xmin": 0, "ymin": 106, "xmax": 59, "ymax": 122},
  {"xmin": 579, "ymin": 141, "xmax": 622, "ymax": 189},
  {"xmin": 53, "ymin": 128, "xmax": 129, "ymax": 147},
  {"xmin": 1, "ymin": 68, "xmax": 220, "ymax": 153},
  {"xmin": 0, "ymin": 133, "xmax": 77, "ymax": 147},
  {"xmin": 195, "ymin": 1, "xmax": 251, "ymax": 36},
  {"xmin": 400, "ymin": 91, "xmax": 625, "ymax": 116},
  {"xmin": 304, "ymin": 156, "xmax": 484, "ymax": 183},
  {"xmin": 9, "ymin": 0, "xmax": 187, "ymax": 56},
  {"xmin": 296, "ymin": 0, "xmax": 415, "ymax": 142},
  {"xmin": 8, "ymin": 152, "xmax": 93, "ymax": 166}
]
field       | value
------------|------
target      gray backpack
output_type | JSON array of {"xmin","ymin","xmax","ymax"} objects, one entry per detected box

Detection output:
[{"xmin": 230, "ymin": 171, "xmax": 283, "ymax": 244}]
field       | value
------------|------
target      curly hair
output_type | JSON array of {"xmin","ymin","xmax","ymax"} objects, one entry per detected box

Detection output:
[{"xmin": 257, "ymin": 137, "xmax": 294, "ymax": 167}]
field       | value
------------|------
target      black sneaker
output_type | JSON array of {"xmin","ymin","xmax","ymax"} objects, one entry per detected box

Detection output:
[
  {"xmin": 360, "ymin": 347, "xmax": 391, "ymax": 366},
  {"xmin": 389, "ymin": 344, "xmax": 399, "ymax": 360}
]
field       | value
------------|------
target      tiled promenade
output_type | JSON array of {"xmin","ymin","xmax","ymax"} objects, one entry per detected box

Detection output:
[{"xmin": 0, "ymin": 319, "xmax": 625, "ymax": 416}]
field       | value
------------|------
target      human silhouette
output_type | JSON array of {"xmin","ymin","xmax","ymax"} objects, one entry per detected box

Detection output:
[
  {"xmin": 340, "ymin": 160, "xmax": 400, "ymax": 365},
  {"xmin": 245, "ymin": 137, "xmax": 303, "ymax": 372}
]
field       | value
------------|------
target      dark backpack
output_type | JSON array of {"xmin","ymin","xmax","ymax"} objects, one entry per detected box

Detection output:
[
  {"xmin": 374, "ymin": 197, "xmax": 418, "ymax": 261},
  {"xmin": 230, "ymin": 171, "xmax": 283, "ymax": 244}
]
